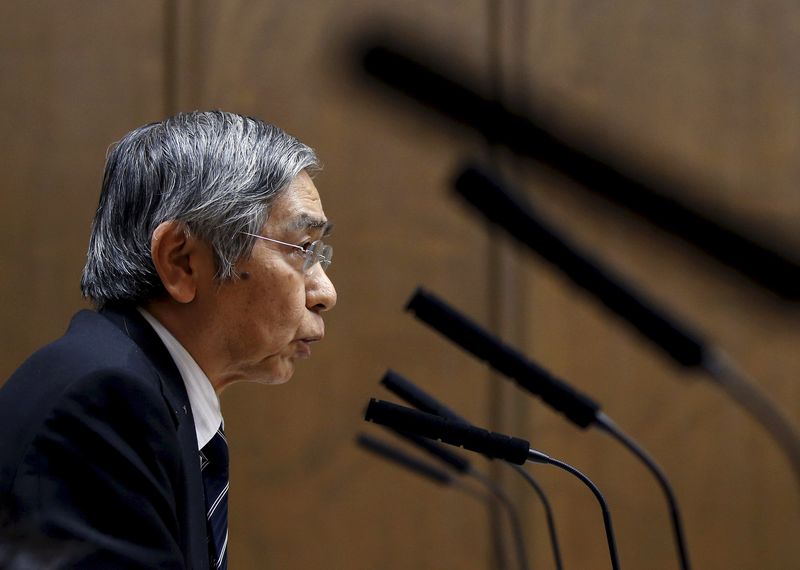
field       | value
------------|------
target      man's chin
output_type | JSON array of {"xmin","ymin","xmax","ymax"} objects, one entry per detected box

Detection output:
[
  {"xmin": 253, "ymin": 359, "xmax": 296, "ymax": 386},
  {"xmin": 215, "ymin": 361, "xmax": 295, "ymax": 392}
]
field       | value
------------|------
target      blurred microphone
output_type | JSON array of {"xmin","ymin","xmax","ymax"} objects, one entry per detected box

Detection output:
[
  {"xmin": 365, "ymin": 398, "xmax": 620, "ymax": 570},
  {"xmin": 356, "ymin": 433, "xmax": 454, "ymax": 486},
  {"xmin": 405, "ymin": 290, "xmax": 692, "ymax": 570},
  {"xmin": 451, "ymin": 163, "xmax": 800, "ymax": 491},
  {"xmin": 387, "ymin": 427, "xmax": 470, "ymax": 474},
  {"xmin": 382, "ymin": 369, "xmax": 469, "ymax": 424},
  {"xmin": 381, "ymin": 369, "xmax": 563, "ymax": 570},
  {"xmin": 454, "ymin": 164, "xmax": 706, "ymax": 367},
  {"xmin": 358, "ymin": 41, "xmax": 800, "ymax": 300}
]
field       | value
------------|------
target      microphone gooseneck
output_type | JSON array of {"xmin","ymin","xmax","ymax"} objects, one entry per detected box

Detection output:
[
  {"xmin": 508, "ymin": 464, "xmax": 563, "ymax": 570},
  {"xmin": 467, "ymin": 468, "xmax": 531, "ymax": 570},
  {"xmin": 365, "ymin": 399, "xmax": 620, "ymax": 570},
  {"xmin": 594, "ymin": 414, "xmax": 690, "ymax": 570},
  {"xmin": 701, "ymin": 348, "xmax": 800, "ymax": 489},
  {"xmin": 545, "ymin": 456, "xmax": 620, "ymax": 570},
  {"xmin": 381, "ymin": 370, "xmax": 560, "ymax": 570}
]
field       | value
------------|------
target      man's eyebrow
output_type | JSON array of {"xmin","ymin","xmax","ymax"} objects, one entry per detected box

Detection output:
[{"xmin": 291, "ymin": 214, "xmax": 333, "ymax": 236}]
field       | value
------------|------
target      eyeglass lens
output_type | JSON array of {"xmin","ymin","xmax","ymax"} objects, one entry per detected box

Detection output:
[{"xmin": 303, "ymin": 240, "xmax": 333, "ymax": 273}]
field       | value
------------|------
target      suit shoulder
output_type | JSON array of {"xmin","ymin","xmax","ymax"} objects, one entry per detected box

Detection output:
[
  {"xmin": 0, "ymin": 310, "xmax": 179, "ymax": 492},
  {"xmin": 3, "ymin": 310, "xmax": 163, "ymax": 397}
]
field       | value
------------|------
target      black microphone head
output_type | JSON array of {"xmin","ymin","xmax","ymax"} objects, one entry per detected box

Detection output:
[
  {"xmin": 365, "ymin": 398, "xmax": 531, "ymax": 465},
  {"xmin": 404, "ymin": 289, "xmax": 601, "ymax": 428},
  {"xmin": 406, "ymin": 288, "xmax": 506, "ymax": 365}
]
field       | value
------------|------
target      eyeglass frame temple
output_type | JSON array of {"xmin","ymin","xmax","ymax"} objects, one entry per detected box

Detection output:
[{"xmin": 241, "ymin": 232, "xmax": 332, "ymax": 271}]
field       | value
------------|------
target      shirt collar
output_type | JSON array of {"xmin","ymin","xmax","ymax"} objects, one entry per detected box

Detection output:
[{"xmin": 137, "ymin": 307, "xmax": 222, "ymax": 449}]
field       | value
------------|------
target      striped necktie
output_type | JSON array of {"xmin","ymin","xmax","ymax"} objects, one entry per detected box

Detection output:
[{"xmin": 200, "ymin": 424, "xmax": 229, "ymax": 570}]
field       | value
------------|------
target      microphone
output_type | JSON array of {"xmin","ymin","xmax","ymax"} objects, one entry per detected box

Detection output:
[
  {"xmin": 405, "ymin": 288, "xmax": 601, "ymax": 427},
  {"xmin": 404, "ymin": 290, "xmax": 693, "ymax": 570},
  {"xmin": 365, "ymin": 398, "xmax": 535, "ymax": 465},
  {"xmin": 383, "ymin": 427, "xmax": 470, "ymax": 474},
  {"xmin": 365, "ymin": 398, "xmax": 620, "ymax": 570},
  {"xmin": 450, "ymin": 164, "xmax": 800, "ymax": 491},
  {"xmin": 359, "ymin": 41, "xmax": 800, "ymax": 300},
  {"xmin": 381, "ymin": 369, "xmax": 563, "ymax": 570},
  {"xmin": 454, "ymin": 164, "xmax": 706, "ymax": 368},
  {"xmin": 381, "ymin": 369, "xmax": 469, "ymax": 424},
  {"xmin": 356, "ymin": 433, "xmax": 454, "ymax": 486}
]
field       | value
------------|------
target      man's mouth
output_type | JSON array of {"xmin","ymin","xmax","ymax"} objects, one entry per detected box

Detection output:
[{"xmin": 294, "ymin": 335, "xmax": 322, "ymax": 359}]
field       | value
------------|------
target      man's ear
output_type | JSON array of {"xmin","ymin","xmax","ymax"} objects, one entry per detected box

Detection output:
[{"xmin": 151, "ymin": 221, "xmax": 201, "ymax": 304}]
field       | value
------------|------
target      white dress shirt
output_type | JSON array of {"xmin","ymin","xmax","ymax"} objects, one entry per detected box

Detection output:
[{"xmin": 137, "ymin": 308, "xmax": 222, "ymax": 449}]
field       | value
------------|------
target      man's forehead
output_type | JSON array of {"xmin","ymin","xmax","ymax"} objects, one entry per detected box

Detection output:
[{"xmin": 268, "ymin": 173, "xmax": 331, "ymax": 234}]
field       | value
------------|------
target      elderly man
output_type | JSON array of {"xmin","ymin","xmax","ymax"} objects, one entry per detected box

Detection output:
[{"xmin": 0, "ymin": 111, "xmax": 337, "ymax": 569}]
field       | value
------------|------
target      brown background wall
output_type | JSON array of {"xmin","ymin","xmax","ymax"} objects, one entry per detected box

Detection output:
[{"xmin": 1, "ymin": 1, "xmax": 799, "ymax": 569}]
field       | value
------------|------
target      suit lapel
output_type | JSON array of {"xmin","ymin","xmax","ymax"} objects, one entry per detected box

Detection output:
[{"xmin": 101, "ymin": 305, "xmax": 210, "ymax": 570}]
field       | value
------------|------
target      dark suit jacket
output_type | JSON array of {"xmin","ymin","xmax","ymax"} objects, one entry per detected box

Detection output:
[{"xmin": 0, "ymin": 305, "xmax": 210, "ymax": 569}]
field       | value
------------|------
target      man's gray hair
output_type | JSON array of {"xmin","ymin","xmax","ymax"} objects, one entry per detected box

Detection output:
[{"xmin": 80, "ymin": 110, "xmax": 319, "ymax": 308}]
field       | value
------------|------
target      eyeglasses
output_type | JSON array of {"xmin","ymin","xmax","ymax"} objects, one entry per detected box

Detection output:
[{"xmin": 242, "ymin": 232, "xmax": 333, "ymax": 273}]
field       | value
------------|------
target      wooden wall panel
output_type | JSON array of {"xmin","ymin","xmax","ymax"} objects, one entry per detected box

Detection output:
[{"xmin": 0, "ymin": 2, "xmax": 166, "ymax": 376}]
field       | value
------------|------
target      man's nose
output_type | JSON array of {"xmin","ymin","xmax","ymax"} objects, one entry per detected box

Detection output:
[{"xmin": 306, "ymin": 266, "xmax": 337, "ymax": 312}]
